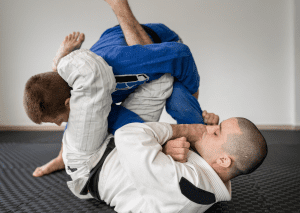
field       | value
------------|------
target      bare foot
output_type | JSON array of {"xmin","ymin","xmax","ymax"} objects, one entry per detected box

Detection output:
[
  {"xmin": 52, "ymin": 32, "xmax": 85, "ymax": 72},
  {"xmin": 33, "ymin": 156, "xmax": 65, "ymax": 177}
]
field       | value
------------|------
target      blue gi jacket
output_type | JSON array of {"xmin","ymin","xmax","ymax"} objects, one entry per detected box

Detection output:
[{"xmin": 66, "ymin": 23, "xmax": 204, "ymax": 134}]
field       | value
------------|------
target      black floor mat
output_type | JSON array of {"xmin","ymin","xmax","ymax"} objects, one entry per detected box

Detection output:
[{"xmin": 0, "ymin": 131, "xmax": 299, "ymax": 213}]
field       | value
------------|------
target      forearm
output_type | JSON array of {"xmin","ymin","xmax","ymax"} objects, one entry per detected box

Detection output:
[
  {"xmin": 110, "ymin": 1, "xmax": 153, "ymax": 46},
  {"xmin": 170, "ymin": 124, "xmax": 206, "ymax": 148},
  {"xmin": 170, "ymin": 124, "xmax": 189, "ymax": 140}
]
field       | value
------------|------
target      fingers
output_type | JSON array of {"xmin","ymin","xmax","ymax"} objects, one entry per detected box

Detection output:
[
  {"xmin": 170, "ymin": 146, "xmax": 189, "ymax": 155},
  {"xmin": 202, "ymin": 110, "xmax": 207, "ymax": 118},
  {"xmin": 203, "ymin": 110, "xmax": 219, "ymax": 125},
  {"xmin": 163, "ymin": 137, "xmax": 190, "ymax": 163},
  {"xmin": 171, "ymin": 137, "xmax": 190, "ymax": 149},
  {"xmin": 171, "ymin": 154, "xmax": 188, "ymax": 163},
  {"xmin": 211, "ymin": 115, "xmax": 219, "ymax": 125}
]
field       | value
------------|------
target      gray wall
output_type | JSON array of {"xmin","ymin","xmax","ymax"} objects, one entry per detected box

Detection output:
[
  {"xmin": 0, "ymin": 0, "xmax": 298, "ymax": 127},
  {"xmin": 295, "ymin": 0, "xmax": 300, "ymax": 126}
]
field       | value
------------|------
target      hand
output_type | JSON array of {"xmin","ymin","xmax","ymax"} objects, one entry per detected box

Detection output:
[
  {"xmin": 202, "ymin": 110, "xmax": 219, "ymax": 125},
  {"xmin": 162, "ymin": 137, "xmax": 190, "ymax": 163}
]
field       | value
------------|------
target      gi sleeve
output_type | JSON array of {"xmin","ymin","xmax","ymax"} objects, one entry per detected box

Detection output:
[
  {"xmin": 57, "ymin": 49, "xmax": 116, "ymax": 152},
  {"xmin": 115, "ymin": 122, "xmax": 199, "ymax": 212}
]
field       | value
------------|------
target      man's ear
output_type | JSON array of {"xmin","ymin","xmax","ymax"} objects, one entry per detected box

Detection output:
[
  {"xmin": 65, "ymin": 98, "xmax": 70, "ymax": 108},
  {"xmin": 216, "ymin": 154, "xmax": 231, "ymax": 168}
]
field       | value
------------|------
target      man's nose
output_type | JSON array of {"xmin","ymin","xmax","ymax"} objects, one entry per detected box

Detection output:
[{"xmin": 207, "ymin": 125, "xmax": 219, "ymax": 133}]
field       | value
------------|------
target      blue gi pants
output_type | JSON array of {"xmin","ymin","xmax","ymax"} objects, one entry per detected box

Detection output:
[{"xmin": 65, "ymin": 24, "xmax": 204, "ymax": 134}]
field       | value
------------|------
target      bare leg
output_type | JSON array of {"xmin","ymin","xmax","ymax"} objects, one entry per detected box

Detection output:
[
  {"xmin": 33, "ymin": 143, "xmax": 65, "ymax": 177},
  {"xmin": 52, "ymin": 32, "xmax": 85, "ymax": 72},
  {"xmin": 105, "ymin": 0, "xmax": 153, "ymax": 46},
  {"xmin": 105, "ymin": 0, "xmax": 201, "ymax": 99}
]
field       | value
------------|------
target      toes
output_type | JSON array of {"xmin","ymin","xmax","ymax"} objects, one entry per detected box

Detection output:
[
  {"xmin": 33, "ymin": 167, "xmax": 43, "ymax": 177},
  {"xmin": 75, "ymin": 33, "xmax": 85, "ymax": 49},
  {"xmin": 74, "ymin": 32, "xmax": 80, "ymax": 40},
  {"xmin": 79, "ymin": 33, "xmax": 85, "ymax": 42}
]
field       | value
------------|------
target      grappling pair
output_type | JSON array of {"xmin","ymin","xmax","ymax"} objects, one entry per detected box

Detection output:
[{"xmin": 23, "ymin": 1, "xmax": 267, "ymax": 212}]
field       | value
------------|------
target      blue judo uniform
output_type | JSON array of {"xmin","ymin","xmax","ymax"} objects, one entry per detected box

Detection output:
[{"xmin": 65, "ymin": 23, "xmax": 204, "ymax": 134}]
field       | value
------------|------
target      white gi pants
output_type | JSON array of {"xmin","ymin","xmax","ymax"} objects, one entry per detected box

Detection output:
[{"xmin": 121, "ymin": 73, "xmax": 174, "ymax": 122}]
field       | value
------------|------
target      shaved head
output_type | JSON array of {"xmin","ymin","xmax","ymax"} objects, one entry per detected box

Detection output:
[{"xmin": 223, "ymin": 117, "xmax": 268, "ymax": 176}]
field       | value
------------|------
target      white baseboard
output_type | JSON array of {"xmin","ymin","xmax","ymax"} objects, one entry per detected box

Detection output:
[
  {"xmin": 256, "ymin": 125, "xmax": 300, "ymax": 131},
  {"xmin": 0, "ymin": 125, "xmax": 65, "ymax": 131},
  {"xmin": 0, "ymin": 125, "xmax": 300, "ymax": 131}
]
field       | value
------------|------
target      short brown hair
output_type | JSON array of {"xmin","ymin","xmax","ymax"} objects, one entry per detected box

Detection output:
[
  {"xmin": 224, "ymin": 117, "xmax": 268, "ymax": 176},
  {"xmin": 23, "ymin": 72, "xmax": 71, "ymax": 124}
]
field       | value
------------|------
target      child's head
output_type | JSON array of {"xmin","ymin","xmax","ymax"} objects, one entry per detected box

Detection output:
[{"xmin": 23, "ymin": 72, "xmax": 71, "ymax": 124}]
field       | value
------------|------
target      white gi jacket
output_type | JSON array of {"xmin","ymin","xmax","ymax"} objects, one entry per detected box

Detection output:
[
  {"xmin": 100, "ymin": 122, "xmax": 231, "ymax": 213},
  {"xmin": 57, "ymin": 49, "xmax": 116, "ymax": 199},
  {"xmin": 57, "ymin": 49, "xmax": 231, "ymax": 212}
]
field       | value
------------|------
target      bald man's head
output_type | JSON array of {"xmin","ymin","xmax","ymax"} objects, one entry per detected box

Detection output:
[{"xmin": 224, "ymin": 117, "xmax": 268, "ymax": 176}]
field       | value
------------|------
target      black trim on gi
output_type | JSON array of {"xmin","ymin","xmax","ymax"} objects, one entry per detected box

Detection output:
[
  {"xmin": 80, "ymin": 137, "xmax": 116, "ymax": 201},
  {"xmin": 115, "ymin": 75, "xmax": 139, "ymax": 83},
  {"xmin": 140, "ymin": 24, "xmax": 162, "ymax": 43},
  {"xmin": 179, "ymin": 177, "xmax": 216, "ymax": 205}
]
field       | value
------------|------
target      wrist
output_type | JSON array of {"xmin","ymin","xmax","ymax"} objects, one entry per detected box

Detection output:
[
  {"xmin": 170, "ymin": 124, "xmax": 201, "ymax": 148},
  {"xmin": 170, "ymin": 124, "xmax": 189, "ymax": 140}
]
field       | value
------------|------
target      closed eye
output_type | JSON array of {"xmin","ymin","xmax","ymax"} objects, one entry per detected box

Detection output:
[{"xmin": 214, "ymin": 130, "xmax": 219, "ymax": 136}]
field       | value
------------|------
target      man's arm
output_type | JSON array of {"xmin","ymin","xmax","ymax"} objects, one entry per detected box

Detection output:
[
  {"xmin": 115, "ymin": 122, "xmax": 219, "ymax": 212},
  {"xmin": 114, "ymin": 122, "xmax": 189, "ymax": 212},
  {"xmin": 170, "ymin": 110, "xmax": 219, "ymax": 144},
  {"xmin": 57, "ymin": 49, "xmax": 116, "ymax": 155},
  {"xmin": 163, "ymin": 111, "xmax": 219, "ymax": 161}
]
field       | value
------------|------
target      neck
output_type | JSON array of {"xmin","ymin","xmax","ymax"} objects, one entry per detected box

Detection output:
[
  {"xmin": 211, "ymin": 163, "xmax": 231, "ymax": 184},
  {"xmin": 218, "ymin": 173, "xmax": 231, "ymax": 184}
]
